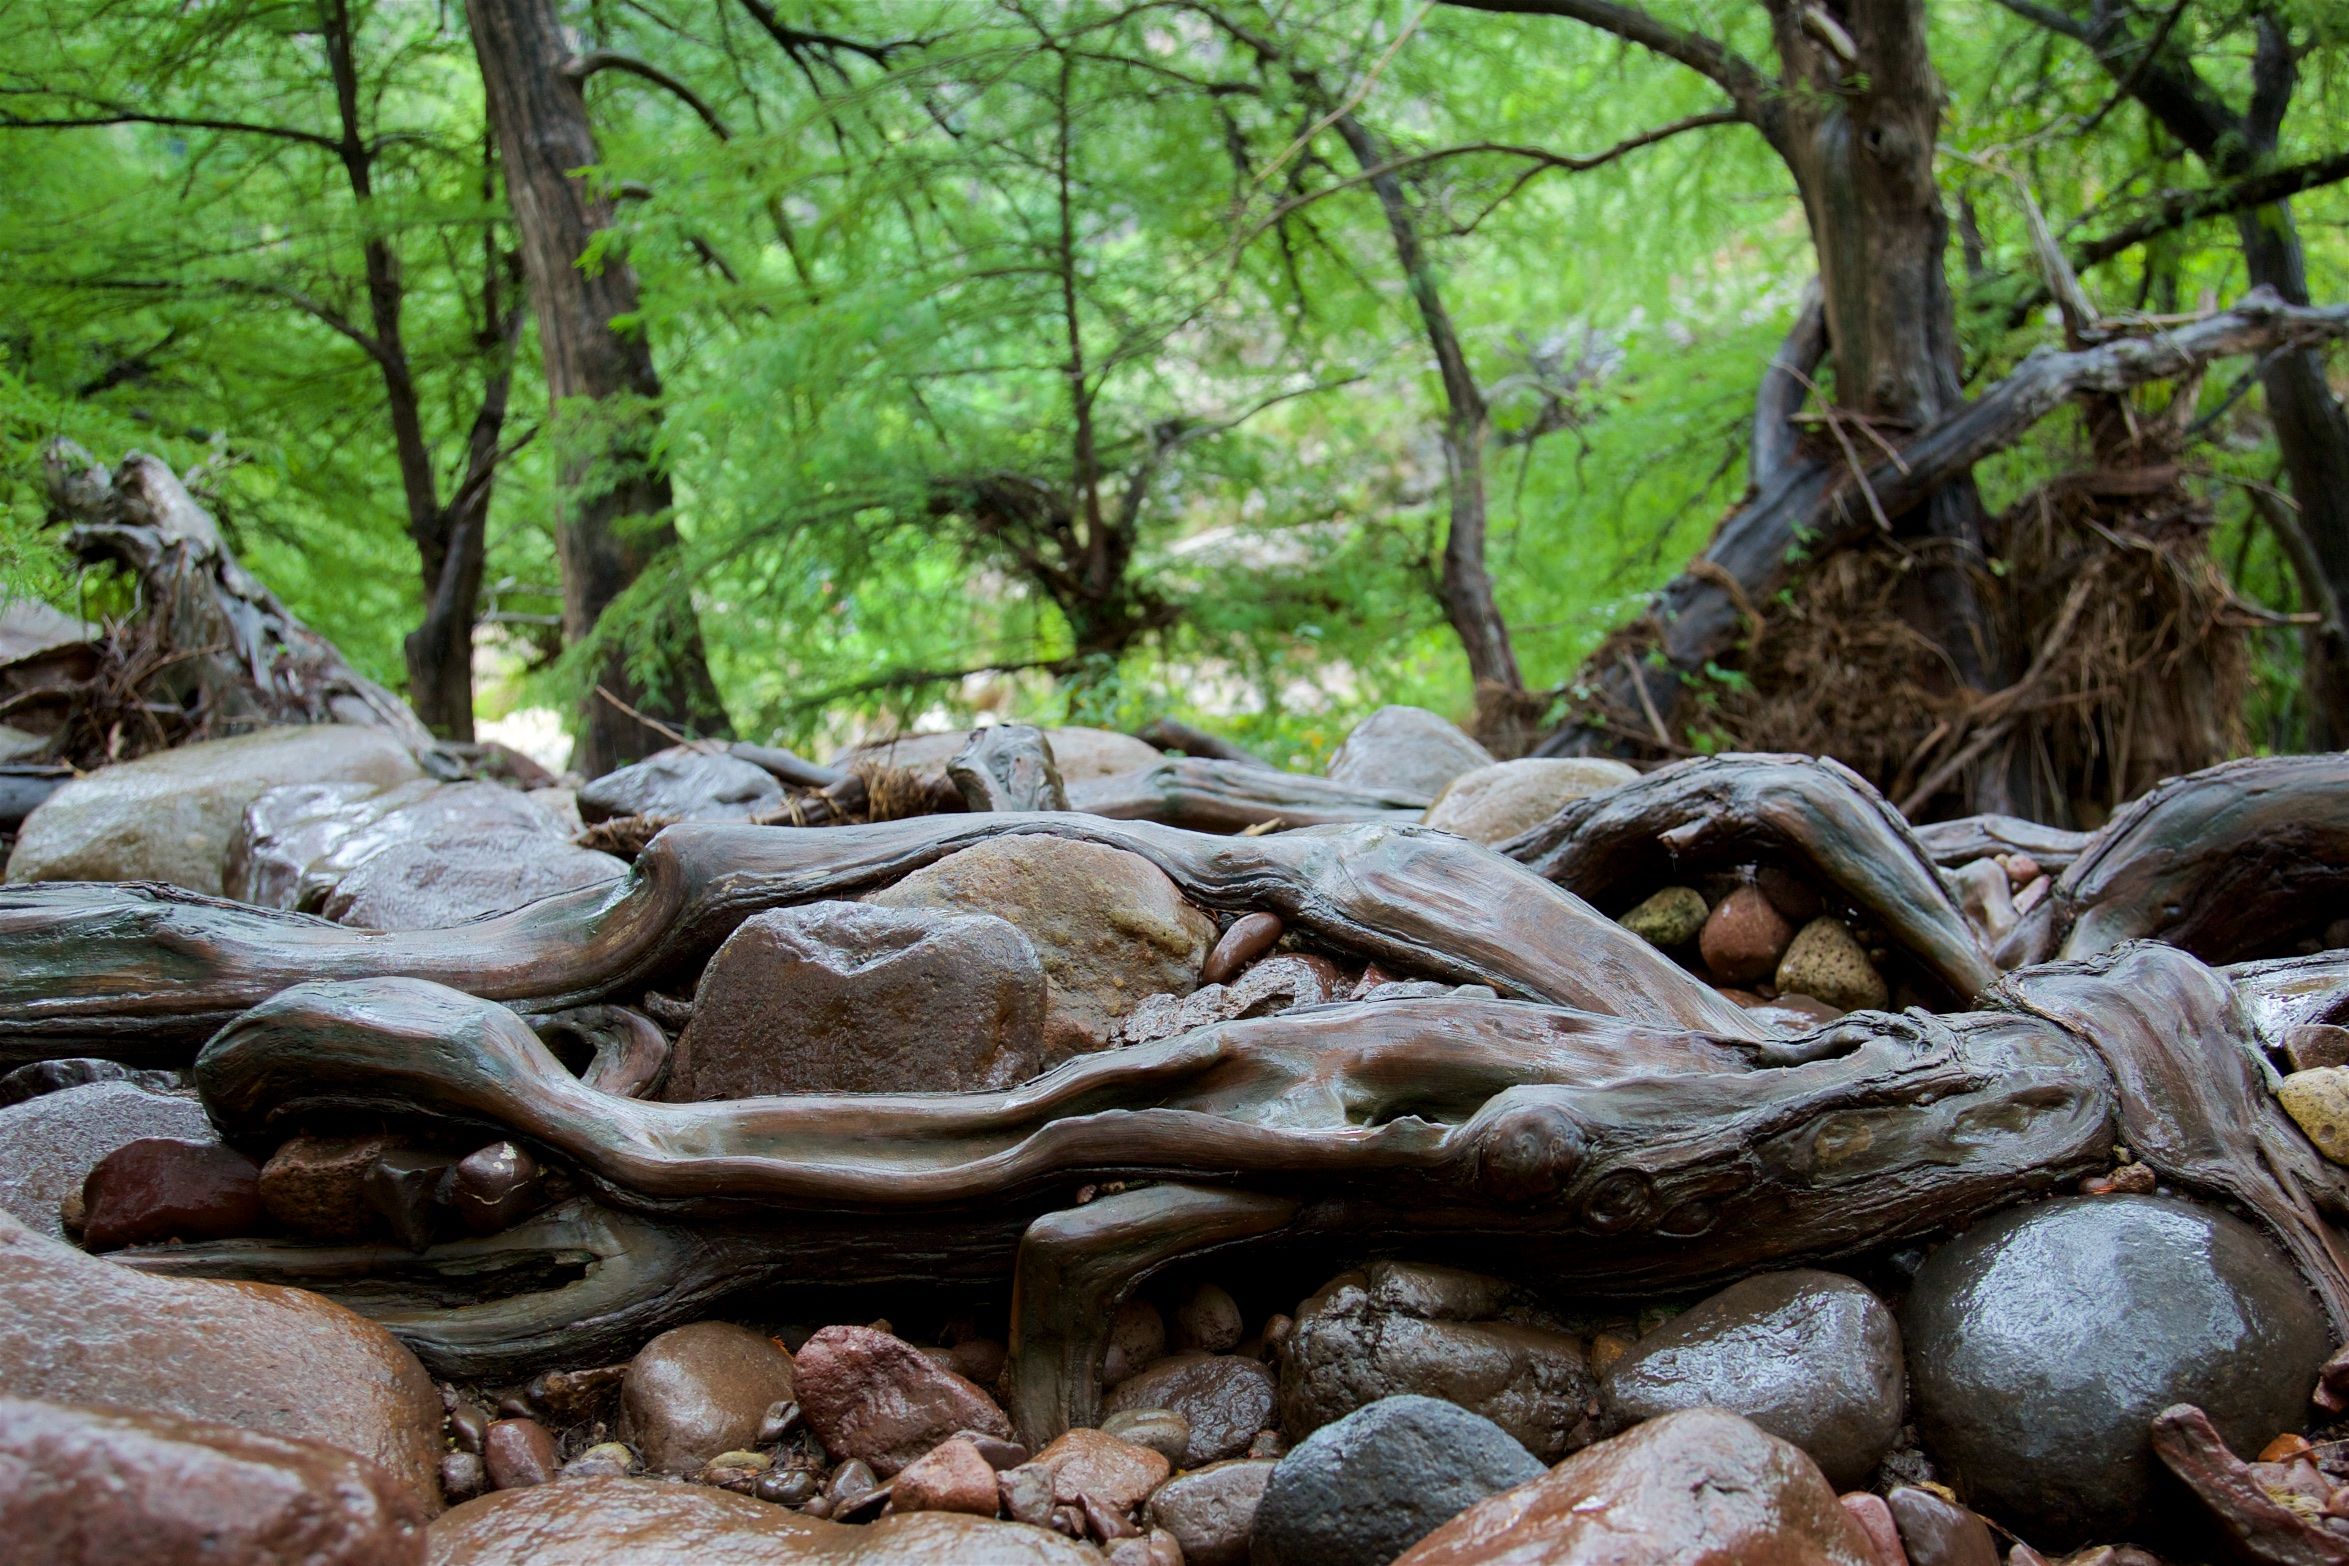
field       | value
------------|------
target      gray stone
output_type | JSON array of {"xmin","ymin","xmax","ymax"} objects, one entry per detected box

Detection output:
[
  {"xmin": 7, "ymin": 725, "xmax": 422, "ymax": 895},
  {"xmin": 1902, "ymin": 1195, "xmax": 2329, "ymax": 1546},
  {"xmin": 1325, "ymin": 706, "xmax": 1491, "ymax": 800},
  {"xmin": 1253, "ymin": 1394, "xmax": 1542, "ymax": 1566},
  {"xmin": 323, "ymin": 829, "xmax": 624, "ymax": 930},
  {"xmin": 224, "ymin": 779, "xmax": 404, "ymax": 908},
  {"xmin": 1279, "ymin": 1262, "xmax": 1595, "ymax": 1462},
  {"xmin": 836, "ymin": 727, "xmax": 1161, "ymax": 786},
  {"xmin": 663, "ymin": 901, "xmax": 1046, "ymax": 1100},
  {"xmin": 1103, "ymin": 1352, "xmax": 1275, "ymax": 1466},
  {"xmin": 0, "ymin": 1081, "xmax": 211, "ymax": 1240},
  {"xmin": 577, "ymin": 746, "xmax": 782, "ymax": 823},
  {"xmin": 1422, "ymin": 758, "xmax": 1637, "ymax": 845},
  {"xmin": 1601, "ymin": 1269, "xmax": 1903, "ymax": 1488},
  {"xmin": 869, "ymin": 836, "xmax": 1214, "ymax": 1061},
  {"xmin": 1145, "ymin": 1458, "xmax": 1273, "ymax": 1566}
]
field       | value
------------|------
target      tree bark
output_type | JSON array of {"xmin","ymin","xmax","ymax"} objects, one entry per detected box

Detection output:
[{"xmin": 463, "ymin": 0, "xmax": 730, "ymax": 774}]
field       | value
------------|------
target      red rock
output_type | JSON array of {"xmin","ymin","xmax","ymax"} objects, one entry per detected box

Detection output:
[
  {"xmin": 1031, "ymin": 1427, "xmax": 1170, "ymax": 1513},
  {"xmin": 1697, "ymin": 887, "xmax": 1796, "ymax": 986},
  {"xmin": 1393, "ymin": 1407, "xmax": 1876, "ymax": 1565},
  {"xmin": 1841, "ymin": 1492, "xmax": 1909, "ymax": 1566},
  {"xmin": 483, "ymin": 1418, "xmax": 559, "ymax": 1489},
  {"xmin": 892, "ymin": 1437, "xmax": 1002, "ymax": 1516},
  {"xmin": 1886, "ymin": 1486, "xmax": 2000, "ymax": 1566},
  {"xmin": 79, "ymin": 1137, "xmax": 263, "ymax": 1250},
  {"xmin": 794, "ymin": 1324, "xmax": 1011, "ymax": 1476},
  {"xmin": 258, "ymin": 1133, "xmax": 397, "ymax": 1240},
  {"xmin": 619, "ymin": 1321, "xmax": 798, "ymax": 1473},
  {"xmin": 1203, "ymin": 913, "xmax": 1285, "ymax": 985},
  {"xmin": 0, "ymin": 1396, "xmax": 424, "ymax": 1566}
]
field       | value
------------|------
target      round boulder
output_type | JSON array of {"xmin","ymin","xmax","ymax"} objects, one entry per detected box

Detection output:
[
  {"xmin": 618, "ymin": 1321, "xmax": 798, "ymax": 1474},
  {"xmin": 1902, "ymin": 1195, "xmax": 2329, "ymax": 1545},
  {"xmin": 1253, "ymin": 1394, "xmax": 1544, "ymax": 1566},
  {"xmin": 1422, "ymin": 758, "xmax": 1637, "ymax": 845},
  {"xmin": 1325, "ymin": 706, "xmax": 1493, "ymax": 800}
]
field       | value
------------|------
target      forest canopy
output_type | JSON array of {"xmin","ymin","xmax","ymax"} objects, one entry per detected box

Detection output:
[{"xmin": 4, "ymin": 0, "xmax": 2345, "ymax": 817}]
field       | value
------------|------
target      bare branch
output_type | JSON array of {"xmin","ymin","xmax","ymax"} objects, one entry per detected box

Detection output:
[
  {"xmin": 1436, "ymin": 0, "xmax": 1773, "ymax": 124},
  {"xmin": 0, "ymin": 107, "xmax": 340, "ymax": 152},
  {"xmin": 567, "ymin": 50, "xmax": 733, "ymax": 140}
]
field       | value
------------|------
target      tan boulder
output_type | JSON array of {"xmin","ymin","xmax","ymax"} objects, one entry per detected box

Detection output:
[
  {"xmin": 1423, "ymin": 758, "xmax": 1638, "ymax": 845},
  {"xmin": 837, "ymin": 726, "xmax": 1161, "ymax": 785}
]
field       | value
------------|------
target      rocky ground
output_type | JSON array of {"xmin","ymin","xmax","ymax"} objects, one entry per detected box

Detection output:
[{"xmin": 4, "ymin": 702, "xmax": 2349, "ymax": 1565}]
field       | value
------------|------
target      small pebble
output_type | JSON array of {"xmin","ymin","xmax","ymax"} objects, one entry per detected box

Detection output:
[
  {"xmin": 561, "ymin": 1442, "xmax": 636, "ymax": 1481},
  {"xmin": 483, "ymin": 1417, "xmax": 560, "ymax": 1489},
  {"xmin": 755, "ymin": 1467, "xmax": 820, "ymax": 1506},
  {"xmin": 1101, "ymin": 1407, "xmax": 1192, "ymax": 1463},
  {"xmin": 827, "ymin": 1458, "xmax": 878, "ymax": 1506},
  {"xmin": 447, "ymin": 1402, "xmax": 489, "ymax": 1454},
  {"xmin": 440, "ymin": 1450, "xmax": 486, "ymax": 1502},
  {"xmin": 1203, "ymin": 912, "xmax": 1285, "ymax": 985},
  {"xmin": 445, "ymin": 1141, "xmax": 546, "ymax": 1235},
  {"xmin": 756, "ymin": 1399, "xmax": 802, "ymax": 1444},
  {"xmin": 1173, "ymin": 1281, "xmax": 1244, "ymax": 1354},
  {"xmin": 1247, "ymin": 1429, "xmax": 1285, "ymax": 1459}
]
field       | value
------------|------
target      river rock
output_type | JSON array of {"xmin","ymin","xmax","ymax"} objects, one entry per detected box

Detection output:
[
  {"xmin": 1620, "ymin": 885, "xmax": 1708, "ymax": 949},
  {"xmin": 1254, "ymin": 1394, "xmax": 1543, "ymax": 1566},
  {"xmin": 78, "ymin": 1136, "xmax": 264, "ymax": 1250},
  {"xmin": 0, "ymin": 1206, "xmax": 444, "ymax": 1511},
  {"xmin": 1104, "ymin": 1352, "xmax": 1275, "ymax": 1466},
  {"xmin": 619, "ymin": 1321, "xmax": 800, "ymax": 1473},
  {"xmin": 1886, "ymin": 1485, "xmax": 2000, "ymax": 1566},
  {"xmin": 869, "ymin": 836, "xmax": 1214, "ymax": 1059},
  {"xmin": 324, "ymin": 824, "xmax": 623, "ymax": 929},
  {"xmin": 1100, "ymin": 1407, "xmax": 1191, "ymax": 1462},
  {"xmin": 1698, "ymin": 886, "xmax": 1795, "ymax": 985},
  {"xmin": 793, "ymin": 1324, "xmax": 1011, "ymax": 1476},
  {"xmin": 225, "ymin": 779, "xmax": 406, "ymax": 908},
  {"xmin": 0, "ymin": 1056, "xmax": 181, "ymax": 1105},
  {"xmin": 1172, "ymin": 1280, "xmax": 1245, "ymax": 1353},
  {"xmin": 0, "ymin": 1397, "xmax": 426, "ymax": 1566},
  {"xmin": 2278, "ymin": 1066, "xmax": 2349, "ymax": 1164},
  {"xmin": 1776, "ymin": 916, "xmax": 1888, "ymax": 1012},
  {"xmin": 483, "ymin": 1417, "xmax": 559, "ymax": 1490},
  {"xmin": 1030, "ymin": 1426, "xmax": 1170, "ymax": 1512},
  {"xmin": 891, "ymin": 1435, "xmax": 1000, "ymax": 1515},
  {"xmin": 1902, "ymin": 1195, "xmax": 2329, "ymax": 1544},
  {"xmin": 1422, "ymin": 757, "xmax": 1638, "ymax": 844},
  {"xmin": 427, "ymin": 1474, "xmax": 1096, "ymax": 1564},
  {"xmin": 1144, "ymin": 1458, "xmax": 1273, "ymax": 1566},
  {"xmin": 1600, "ymin": 1268, "xmax": 1904, "ymax": 1487},
  {"xmin": 662, "ymin": 902, "xmax": 1046, "ymax": 1100},
  {"xmin": 259, "ymin": 1132, "xmax": 399, "ymax": 1240},
  {"xmin": 576, "ymin": 746, "xmax": 783, "ymax": 823},
  {"xmin": 7, "ymin": 724, "xmax": 422, "ymax": 895},
  {"xmin": 1326, "ymin": 706, "xmax": 1491, "ymax": 799},
  {"xmin": 1102, "ymin": 1298, "xmax": 1168, "ymax": 1387},
  {"xmin": 0, "ymin": 1079, "xmax": 210, "ymax": 1239},
  {"xmin": 1393, "ymin": 1406, "xmax": 1875, "ymax": 1565},
  {"xmin": 1279, "ymin": 1262, "xmax": 1595, "ymax": 1461},
  {"xmin": 838, "ymin": 727, "xmax": 1162, "ymax": 786}
]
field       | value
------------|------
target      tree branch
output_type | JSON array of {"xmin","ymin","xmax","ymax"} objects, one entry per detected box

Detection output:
[
  {"xmin": 0, "ymin": 108, "xmax": 340, "ymax": 151},
  {"xmin": 1436, "ymin": 0, "xmax": 1774, "ymax": 123},
  {"xmin": 566, "ymin": 51, "xmax": 733, "ymax": 140}
]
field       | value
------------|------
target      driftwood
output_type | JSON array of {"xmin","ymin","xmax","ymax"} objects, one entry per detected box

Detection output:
[
  {"xmin": 1912, "ymin": 813, "xmax": 2090, "ymax": 874},
  {"xmin": 132, "ymin": 941, "xmax": 2347, "ymax": 1432},
  {"xmin": 949, "ymin": 724, "xmax": 1067, "ymax": 812},
  {"xmin": 1132, "ymin": 716, "xmax": 1275, "ymax": 769},
  {"xmin": 1064, "ymin": 757, "xmax": 1428, "ymax": 832}
]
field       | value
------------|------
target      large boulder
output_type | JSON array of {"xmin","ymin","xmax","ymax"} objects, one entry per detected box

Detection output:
[
  {"xmin": 1278, "ymin": 1262, "xmax": 1595, "ymax": 1462},
  {"xmin": 1422, "ymin": 758, "xmax": 1637, "ymax": 845},
  {"xmin": 663, "ymin": 902, "xmax": 1046, "ymax": 1100},
  {"xmin": 576, "ymin": 747, "xmax": 783, "ymax": 824},
  {"xmin": 0, "ymin": 1206, "xmax": 445, "ymax": 1513},
  {"xmin": 1325, "ymin": 706, "xmax": 1491, "ymax": 800},
  {"xmin": 225, "ymin": 779, "xmax": 411, "ymax": 908},
  {"xmin": 0, "ymin": 1397, "xmax": 425, "ymax": 1566},
  {"xmin": 1102, "ymin": 1351, "xmax": 1276, "ymax": 1466},
  {"xmin": 1902, "ymin": 1195, "xmax": 2329, "ymax": 1545},
  {"xmin": 1599, "ymin": 1269, "xmax": 1904, "ymax": 1488},
  {"xmin": 836, "ymin": 726, "xmax": 1160, "ymax": 785},
  {"xmin": 323, "ymin": 829, "xmax": 623, "ymax": 929},
  {"xmin": 427, "ymin": 1475, "xmax": 1096, "ymax": 1564},
  {"xmin": 1393, "ymin": 1407, "xmax": 1877, "ymax": 1565},
  {"xmin": 0, "ymin": 1079, "xmax": 210, "ymax": 1240},
  {"xmin": 791, "ymin": 1324, "xmax": 1012, "ymax": 1476},
  {"xmin": 1253, "ymin": 1394, "xmax": 1544, "ymax": 1566},
  {"xmin": 869, "ymin": 836, "xmax": 1214, "ymax": 1060},
  {"xmin": 618, "ymin": 1321, "xmax": 799, "ymax": 1473},
  {"xmin": 7, "ymin": 724, "xmax": 422, "ymax": 895},
  {"xmin": 1144, "ymin": 1458, "xmax": 1274, "ymax": 1566}
]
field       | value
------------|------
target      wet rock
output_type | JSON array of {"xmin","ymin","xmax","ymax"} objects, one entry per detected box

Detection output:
[
  {"xmin": 1279, "ymin": 1262, "xmax": 1596, "ymax": 1461},
  {"xmin": 1104, "ymin": 1352, "xmax": 1275, "ymax": 1466},
  {"xmin": 839, "ymin": 727, "xmax": 1162, "ymax": 786},
  {"xmin": 6, "ymin": 724, "xmax": 422, "ymax": 895},
  {"xmin": 793, "ymin": 1324, "xmax": 1011, "ymax": 1476},
  {"xmin": 1741, "ymin": 991, "xmax": 1847, "ymax": 1034},
  {"xmin": 484, "ymin": 1417, "xmax": 559, "ymax": 1490},
  {"xmin": 0, "ymin": 1056, "xmax": 181, "ymax": 1106},
  {"xmin": 999, "ymin": 1463, "xmax": 1056, "ymax": 1527},
  {"xmin": 2281, "ymin": 1025, "xmax": 2349, "ymax": 1075},
  {"xmin": 1423, "ymin": 757, "xmax": 1638, "ymax": 844},
  {"xmin": 1698, "ymin": 885, "xmax": 1795, "ymax": 985},
  {"xmin": 1145, "ymin": 1457, "xmax": 1273, "ymax": 1566},
  {"xmin": 1326, "ymin": 706, "xmax": 1492, "ymax": 800},
  {"xmin": 1201, "ymin": 911, "xmax": 1284, "ymax": 985},
  {"xmin": 427, "ymin": 1474, "xmax": 1098, "ymax": 1563},
  {"xmin": 1902, "ymin": 1195, "xmax": 2328, "ymax": 1545},
  {"xmin": 0, "ymin": 1206, "xmax": 445, "ymax": 1512},
  {"xmin": 1840, "ymin": 1492, "xmax": 1903, "ymax": 1566},
  {"xmin": 663, "ymin": 902, "xmax": 1046, "ymax": 1101},
  {"xmin": 1393, "ymin": 1406, "xmax": 1876, "ymax": 1566},
  {"xmin": 1887, "ymin": 1485, "xmax": 1999, "ymax": 1566},
  {"xmin": 441, "ymin": 1450, "xmax": 486, "ymax": 1502},
  {"xmin": 1600, "ymin": 1268, "xmax": 1904, "ymax": 1488},
  {"xmin": 561, "ymin": 1441, "xmax": 636, "ymax": 1481},
  {"xmin": 79, "ymin": 1136, "xmax": 264, "ymax": 1250},
  {"xmin": 1619, "ymin": 885, "xmax": 1708, "ymax": 949},
  {"xmin": 1173, "ymin": 1280, "xmax": 1245, "ymax": 1353},
  {"xmin": 870, "ymin": 836, "xmax": 1215, "ymax": 1060},
  {"xmin": 1254, "ymin": 1394, "xmax": 1543, "ymax": 1566},
  {"xmin": 0, "ymin": 1080, "xmax": 209, "ymax": 1240},
  {"xmin": 323, "ymin": 825, "xmax": 623, "ymax": 930},
  {"xmin": 1101, "ymin": 1299, "xmax": 1167, "ymax": 1387},
  {"xmin": 620, "ymin": 1321, "xmax": 800, "ymax": 1474},
  {"xmin": 1755, "ymin": 864, "xmax": 1826, "ymax": 925},
  {"xmin": 1776, "ymin": 916, "xmax": 1889, "ymax": 1012},
  {"xmin": 225, "ymin": 778, "xmax": 407, "ymax": 909},
  {"xmin": 1100, "ymin": 1407, "xmax": 1191, "ymax": 1463},
  {"xmin": 577, "ymin": 746, "xmax": 783, "ymax": 824},
  {"xmin": 2278, "ymin": 1066, "xmax": 2349, "ymax": 1164},
  {"xmin": 0, "ymin": 1396, "xmax": 426, "ymax": 1566},
  {"xmin": 363, "ymin": 1145, "xmax": 457, "ymax": 1250},
  {"xmin": 259, "ymin": 1132, "xmax": 398, "ymax": 1240},
  {"xmin": 443, "ymin": 1141, "xmax": 548, "ymax": 1235},
  {"xmin": 1030, "ymin": 1427, "xmax": 1170, "ymax": 1512},
  {"xmin": 890, "ymin": 1436, "xmax": 1001, "ymax": 1516}
]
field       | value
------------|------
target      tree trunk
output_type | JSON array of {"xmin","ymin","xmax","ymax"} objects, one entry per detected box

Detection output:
[{"xmin": 464, "ymin": 0, "xmax": 729, "ymax": 775}]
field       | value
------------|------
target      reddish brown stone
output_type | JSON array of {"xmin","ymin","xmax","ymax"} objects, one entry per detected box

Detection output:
[
  {"xmin": 483, "ymin": 1418, "xmax": 558, "ymax": 1490},
  {"xmin": 1697, "ymin": 886, "xmax": 1795, "ymax": 986},
  {"xmin": 620, "ymin": 1321, "xmax": 799, "ymax": 1474},
  {"xmin": 794, "ymin": 1324, "xmax": 1011, "ymax": 1476},
  {"xmin": 79, "ymin": 1137, "xmax": 263, "ymax": 1250},
  {"xmin": 1031, "ymin": 1427, "xmax": 1170, "ymax": 1513},
  {"xmin": 258, "ymin": 1133, "xmax": 396, "ymax": 1240},
  {"xmin": 1105, "ymin": 1352, "xmax": 1275, "ymax": 1466},
  {"xmin": 1203, "ymin": 913, "xmax": 1285, "ymax": 985},
  {"xmin": 892, "ymin": 1436, "xmax": 1002, "ymax": 1516}
]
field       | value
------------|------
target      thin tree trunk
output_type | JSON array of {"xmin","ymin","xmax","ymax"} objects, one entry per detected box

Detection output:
[{"xmin": 464, "ymin": 0, "xmax": 730, "ymax": 773}]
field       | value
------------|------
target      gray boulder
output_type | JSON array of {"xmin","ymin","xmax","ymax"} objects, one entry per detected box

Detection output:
[
  {"xmin": 0, "ymin": 1081, "xmax": 210, "ymax": 1239},
  {"xmin": 1252, "ymin": 1394, "xmax": 1542, "ymax": 1566},
  {"xmin": 1324, "ymin": 706, "xmax": 1491, "ymax": 800}
]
